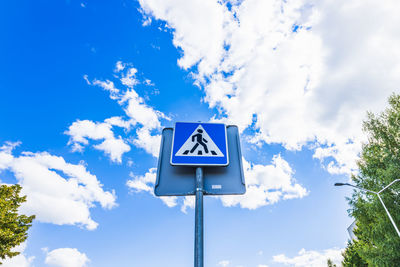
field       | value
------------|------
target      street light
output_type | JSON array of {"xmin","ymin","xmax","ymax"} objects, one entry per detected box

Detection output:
[{"xmin": 335, "ymin": 179, "xmax": 400, "ymax": 238}]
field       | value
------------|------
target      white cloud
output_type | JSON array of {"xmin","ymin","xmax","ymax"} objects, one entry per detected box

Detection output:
[
  {"xmin": 104, "ymin": 116, "xmax": 134, "ymax": 129},
  {"xmin": 159, "ymin": 196, "xmax": 178, "ymax": 208},
  {"xmin": 138, "ymin": 0, "xmax": 400, "ymax": 176},
  {"xmin": 126, "ymin": 168, "xmax": 177, "ymax": 208},
  {"xmin": 69, "ymin": 61, "xmax": 170, "ymax": 162},
  {"xmin": 313, "ymin": 141, "xmax": 359, "ymax": 175},
  {"xmin": 119, "ymin": 88, "xmax": 167, "ymax": 130},
  {"xmin": 120, "ymin": 67, "xmax": 139, "ymax": 88},
  {"xmin": 45, "ymin": 248, "xmax": 89, "ymax": 267},
  {"xmin": 220, "ymin": 155, "xmax": 308, "ymax": 209},
  {"xmin": 181, "ymin": 196, "xmax": 195, "ymax": 213},
  {"xmin": 66, "ymin": 119, "xmax": 131, "ymax": 163},
  {"xmin": 126, "ymin": 168, "xmax": 156, "ymax": 193},
  {"xmin": 138, "ymin": 0, "xmax": 232, "ymax": 73},
  {"xmin": 0, "ymin": 141, "xmax": 19, "ymax": 169},
  {"xmin": 144, "ymin": 79, "xmax": 154, "ymax": 86},
  {"xmin": 0, "ymin": 142, "xmax": 117, "ymax": 230},
  {"xmin": 92, "ymin": 79, "xmax": 120, "ymax": 100},
  {"xmin": 218, "ymin": 260, "xmax": 230, "ymax": 267},
  {"xmin": 1, "ymin": 242, "xmax": 34, "ymax": 267},
  {"xmin": 131, "ymin": 128, "xmax": 161, "ymax": 157},
  {"xmin": 114, "ymin": 60, "xmax": 126, "ymax": 73},
  {"xmin": 93, "ymin": 137, "xmax": 130, "ymax": 163},
  {"xmin": 273, "ymin": 247, "xmax": 343, "ymax": 267},
  {"xmin": 1, "ymin": 254, "xmax": 33, "ymax": 267}
]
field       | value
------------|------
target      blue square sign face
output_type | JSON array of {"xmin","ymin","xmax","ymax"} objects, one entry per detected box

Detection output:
[{"xmin": 170, "ymin": 122, "xmax": 229, "ymax": 166}]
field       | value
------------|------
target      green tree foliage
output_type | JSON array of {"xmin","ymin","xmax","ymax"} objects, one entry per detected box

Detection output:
[
  {"xmin": 347, "ymin": 94, "xmax": 400, "ymax": 266},
  {"xmin": 341, "ymin": 240, "xmax": 368, "ymax": 266},
  {"xmin": 0, "ymin": 184, "xmax": 35, "ymax": 264},
  {"xmin": 327, "ymin": 258, "xmax": 337, "ymax": 267}
]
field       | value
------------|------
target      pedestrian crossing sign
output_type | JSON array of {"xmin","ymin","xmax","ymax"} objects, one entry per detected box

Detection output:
[{"xmin": 170, "ymin": 122, "xmax": 229, "ymax": 166}]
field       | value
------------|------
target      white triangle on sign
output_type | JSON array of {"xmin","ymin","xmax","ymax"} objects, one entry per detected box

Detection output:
[{"xmin": 175, "ymin": 125, "xmax": 224, "ymax": 157}]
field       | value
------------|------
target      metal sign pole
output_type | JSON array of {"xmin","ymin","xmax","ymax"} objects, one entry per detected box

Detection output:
[
  {"xmin": 194, "ymin": 167, "xmax": 204, "ymax": 267},
  {"xmin": 156, "ymin": 125, "xmax": 246, "ymax": 266}
]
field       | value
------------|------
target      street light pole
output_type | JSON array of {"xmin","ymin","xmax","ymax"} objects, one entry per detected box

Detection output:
[
  {"xmin": 375, "ymin": 193, "xmax": 400, "ymax": 238},
  {"xmin": 335, "ymin": 179, "xmax": 400, "ymax": 238}
]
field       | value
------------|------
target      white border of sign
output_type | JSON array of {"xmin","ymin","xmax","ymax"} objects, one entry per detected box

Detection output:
[{"xmin": 170, "ymin": 122, "xmax": 229, "ymax": 166}]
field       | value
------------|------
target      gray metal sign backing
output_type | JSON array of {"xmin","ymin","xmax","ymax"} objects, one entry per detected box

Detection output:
[{"xmin": 154, "ymin": 125, "xmax": 246, "ymax": 196}]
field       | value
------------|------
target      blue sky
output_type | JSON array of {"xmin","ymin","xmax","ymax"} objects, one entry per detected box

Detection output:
[{"xmin": 1, "ymin": 0, "xmax": 400, "ymax": 266}]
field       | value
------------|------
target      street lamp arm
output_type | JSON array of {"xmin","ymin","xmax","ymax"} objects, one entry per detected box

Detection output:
[
  {"xmin": 351, "ymin": 185, "xmax": 377, "ymax": 194},
  {"xmin": 335, "ymin": 179, "xmax": 400, "ymax": 239},
  {"xmin": 334, "ymin": 182, "xmax": 377, "ymax": 194},
  {"xmin": 378, "ymin": 179, "xmax": 400, "ymax": 194}
]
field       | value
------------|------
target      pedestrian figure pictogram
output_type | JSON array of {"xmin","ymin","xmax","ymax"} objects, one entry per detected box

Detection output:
[
  {"xmin": 189, "ymin": 129, "xmax": 208, "ymax": 154},
  {"xmin": 175, "ymin": 125, "xmax": 224, "ymax": 157}
]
